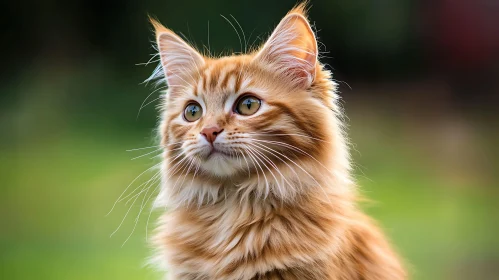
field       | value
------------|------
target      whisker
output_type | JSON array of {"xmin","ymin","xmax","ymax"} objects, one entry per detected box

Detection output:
[
  {"xmin": 139, "ymin": 96, "xmax": 164, "ymax": 111},
  {"xmin": 107, "ymin": 162, "xmax": 162, "ymax": 216},
  {"xmin": 122, "ymin": 177, "xmax": 161, "ymax": 247},
  {"xmin": 248, "ymin": 143, "xmax": 296, "ymax": 191},
  {"xmin": 131, "ymin": 148, "xmax": 163, "ymax": 161},
  {"xmin": 239, "ymin": 150, "xmax": 251, "ymax": 178},
  {"xmin": 110, "ymin": 147, "xmax": 191, "ymax": 239},
  {"xmin": 136, "ymin": 85, "xmax": 168, "ymax": 120},
  {"xmin": 230, "ymin": 14, "xmax": 247, "ymax": 53},
  {"xmin": 249, "ymin": 140, "xmax": 332, "ymax": 204},
  {"xmin": 247, "ymin": 132, "xmax": 331, "ymax": 143},
  {"xmin": 145, "ymin": 178, "xmax": 162, "ymax": 240},
  {"xmin": 169, "ymin": 157, "xmax": 195, "ymax": 197},
  {"xmin": 241, "ymin": 148, "xmax": 259, "ymax": 188},
  {"xmin": 111, "ymin": 180, "xmax": 149, "ymax": 238},
  {"xmin": 121, "ymin": 147, "xmax": 189, "ymax": 204},
  {"xmin": 126, "ymin": 145, "xmax": 160, "ymax": 152},
  {"xmin": 137, "ymin": 175, "xmax": 161, "ymax": 221},
  {"xmin": 178, "ymin": 157, "xmax": 196, "ymax": 188},
  {"xmin": 207, "ymin": 20, "xmax": 211, "ymax": 56},
  {"xmin": 250, "ymin": 142, "xmax": 304, "ymax": 192},
  {"xmin": 126, "ymin": 140, "xmax": 184, "ymax": 152},
  {"xmin": 246, "ymin": 145, "xmax": 284, "ymax": 198},
  {"xmin": 220, "ymin": 14, "xmax": 243, "ymax": 55},
  {"xmin": 161, "ymin": 157, "xmax": 193, "ymax": 211},
  {"xmin": 253, "ymin": 139, "xmax": 334, "ymax": 175},
  {"xmin": 244, "ymin": 146, "xmax": 270, "ymax": 199},
  {"xmin": 122, "ymin": 171, "xmax": 161, "ymax": 205}
]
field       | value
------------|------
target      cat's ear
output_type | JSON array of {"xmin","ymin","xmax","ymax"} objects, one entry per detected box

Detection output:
[
  {"xmin": 255, "ymin": 6, "xmax": 318, "ymax": 88},
  {"xmin": 151, "ymin": 19, "xmax": 205, "ymax": 88}
]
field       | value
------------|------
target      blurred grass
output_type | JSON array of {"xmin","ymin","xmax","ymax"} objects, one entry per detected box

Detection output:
[
  {"xmin": 1, "ymin": 71, "xmax": 498, "ymax": 279},
  {"xmin": 1, "ymin": 129, "xmax": 161, "ymax": 279}
]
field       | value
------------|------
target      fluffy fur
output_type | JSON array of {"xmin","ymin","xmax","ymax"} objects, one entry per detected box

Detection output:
[{"xmin": 149, "ymin": 4, "xmax": 406, "ymax": 279}]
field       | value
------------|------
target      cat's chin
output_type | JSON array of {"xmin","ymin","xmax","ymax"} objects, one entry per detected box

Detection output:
[{"xmin": 200, "ymin": 153, "xmax": 240, "ymax": 177}]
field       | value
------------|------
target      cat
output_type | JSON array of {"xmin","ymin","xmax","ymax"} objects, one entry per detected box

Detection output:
[{"xmin": 148, "ymin": 3, "xmax": 407, "ymax": 280}]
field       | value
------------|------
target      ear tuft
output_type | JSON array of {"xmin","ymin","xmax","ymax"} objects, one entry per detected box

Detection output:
[
  {"xmin": 149, "ymin": 17, "xmax": 169, "ymax": 34},
  {"xmin": 150, "ymin": 18, "xmax": 204, "ymax": 89},
  {"xmin": 287, "ymin": 2, "xmax": 309, "ymax": 18},
  {"xmin": 255, "ymin": 5, "xmax": 318, "ymax": 89}
]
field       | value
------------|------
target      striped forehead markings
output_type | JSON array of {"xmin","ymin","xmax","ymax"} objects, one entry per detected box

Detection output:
[{"xmin": 197, "ymin": 62, "xmax": 250, "ymax": 93}]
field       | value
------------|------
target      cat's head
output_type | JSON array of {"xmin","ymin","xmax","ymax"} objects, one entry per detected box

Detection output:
[{"xmin": 152, "ymin": 5, "xmax": 346, "ymax": 201}]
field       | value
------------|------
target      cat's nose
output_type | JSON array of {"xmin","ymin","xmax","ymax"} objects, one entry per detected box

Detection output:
[{"xmin": 200, "ymin": 126, "xmax": 224, "ymax": 144}]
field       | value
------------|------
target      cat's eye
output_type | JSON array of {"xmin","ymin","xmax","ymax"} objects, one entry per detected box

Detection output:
[
  {"xmin": 183, "ymin": 102, "xmax": 202, "ymax": 122},
  {"xmin": 235, "ymin": 95, "xmax": 261, "ymax": 116}
]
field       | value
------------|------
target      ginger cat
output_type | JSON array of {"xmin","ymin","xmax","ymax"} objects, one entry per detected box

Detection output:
[{"xmin": 148, "ymin": 4, "xmax": 406, "ymax": 280}]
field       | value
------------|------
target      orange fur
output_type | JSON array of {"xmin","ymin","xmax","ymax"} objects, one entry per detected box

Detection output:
[{"xmin": 149, "ymin": 3, "xmax": 406, "ymax": 279}]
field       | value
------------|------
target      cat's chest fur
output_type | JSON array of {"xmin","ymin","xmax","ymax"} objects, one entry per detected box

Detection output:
[{"xmin": 154, "ymin": 190, "xmax": 345, "ymax": 280}]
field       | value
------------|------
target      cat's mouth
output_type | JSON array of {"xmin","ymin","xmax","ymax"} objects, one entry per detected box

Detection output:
[{"xmin": 205, "ymin": 146, "xmax": 233, "ymax": 159}]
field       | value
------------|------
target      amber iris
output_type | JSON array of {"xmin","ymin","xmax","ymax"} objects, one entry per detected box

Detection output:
[
  {"xmin": 184, "ymin": 103, "xmax": 202, "ymax": 122},
  {"xmin": 235, "ymin": 96, "xmax": 261, "ymax": 116}
]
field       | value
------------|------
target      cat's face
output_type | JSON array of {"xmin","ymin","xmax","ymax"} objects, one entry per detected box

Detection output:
[
  {"xmin": 153, "ymin": 7, "xmax": 337, "ymax": 191},
  {"xmin": 161, "ymin": 56, "xmax": 330, "ymax": 178}
]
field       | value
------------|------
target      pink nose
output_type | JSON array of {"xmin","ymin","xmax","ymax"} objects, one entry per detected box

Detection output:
[{"xmin": 200, "ymin": 126, "xmax": 224, "ymax": 144}]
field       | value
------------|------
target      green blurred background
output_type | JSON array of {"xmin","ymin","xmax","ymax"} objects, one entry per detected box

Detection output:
[{"xmin": 2, "ymin": 0, "xmax": 499, "ymax": 279}]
